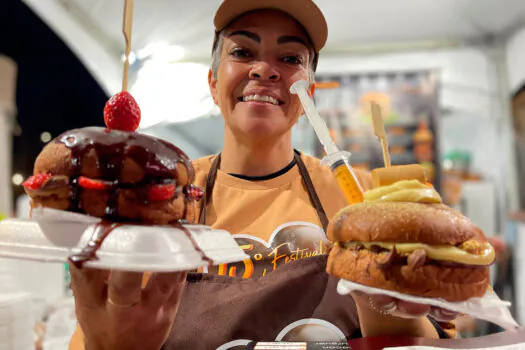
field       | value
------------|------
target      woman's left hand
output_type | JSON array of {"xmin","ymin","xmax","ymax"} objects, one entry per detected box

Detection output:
[{"xmin": 360, "ymin": 292, "xmax": 460, "ymax": 322}]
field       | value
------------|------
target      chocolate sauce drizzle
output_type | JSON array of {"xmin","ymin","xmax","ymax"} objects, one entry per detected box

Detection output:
[
  {"xmin": 69, "ymin": 220, "xmax": 214, "ymax": 269},
  {"xmin": 173, "ymin": 222, "xmax": 214, "ymax": 267},
  {"xmin": 69, "ymin": 220, "xmax": 121, "ymax": 268},
  {"xmin": 58, "ymin": 127, "xmax": 194, "ymax": 217},
  {"xmin": 58, "ymin": 127, "xmax": 196, "ymax": 267}
]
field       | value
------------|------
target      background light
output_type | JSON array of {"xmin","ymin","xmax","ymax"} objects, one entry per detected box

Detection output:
[
  {"xmin": 137, "ymin": 41, "xmax": 185, "ymax": 62},
  {"xmin": 131, "ymin": 62, "xmax": 218, "ymax": 128},
  {"xmin": 12, "ymin": 173, "xmax": 24, "ymax": 186},
  {"xmin": 121, "ymin": 51, "xmax": 137, "ymax": 65},
  {"xmin": 40, "ymin": 131, "xmax": 52, "ymax": 143}
]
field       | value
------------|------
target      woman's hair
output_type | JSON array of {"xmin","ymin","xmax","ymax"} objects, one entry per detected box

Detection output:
[{"xmin": 210, "ymin": 19, "xmax": 319, "ymax": 83}]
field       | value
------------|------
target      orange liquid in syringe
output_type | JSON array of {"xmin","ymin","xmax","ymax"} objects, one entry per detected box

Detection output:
[{"xmin": 331, "ymin": 160, "xmax": 364, "ymax": 204}]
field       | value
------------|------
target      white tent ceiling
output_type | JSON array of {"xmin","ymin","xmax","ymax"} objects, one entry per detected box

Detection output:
[
  {"xmin": 22, "ymin": 0, "xmax": 525, "ymax": 124},
  {"xmin": 34, "ymin": 0, "xmax": 525, "ymax": 61},
  {"xmin": 24, "ymin": 0, "xmax": 525, "ymax": 93}
]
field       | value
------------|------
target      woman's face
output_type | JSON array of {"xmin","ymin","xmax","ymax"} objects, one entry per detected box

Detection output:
[{"xmin": 209, "ymin": 10, "xmax": 315, "ymax": 142}]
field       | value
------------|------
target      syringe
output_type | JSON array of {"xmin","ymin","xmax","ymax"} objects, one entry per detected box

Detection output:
[{"xmin": 290, "ymin": 80, "xmax": 364, "ymax": 204}]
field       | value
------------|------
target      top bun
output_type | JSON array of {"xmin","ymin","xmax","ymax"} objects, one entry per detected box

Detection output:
[
  {"xmin": 327, "ymin": 202, "xmax": 486, "ymax": 246},
  {"xmin": 34, "ymin": 127, "xmax": 193, "ymax": 185}
]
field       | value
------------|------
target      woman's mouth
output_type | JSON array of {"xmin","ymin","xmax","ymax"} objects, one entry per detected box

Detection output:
[{"xmin": 238, "ymin": 94, "xmax": 283, "ymax": 105}]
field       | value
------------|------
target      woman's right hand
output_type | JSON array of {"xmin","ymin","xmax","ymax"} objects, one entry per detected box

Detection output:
[{"xmin": 69, "ymin": 264, "xmax": 187, "ymax": 350}]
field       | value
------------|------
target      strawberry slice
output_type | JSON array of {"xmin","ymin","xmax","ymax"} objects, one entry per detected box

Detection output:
[
  {"xmin": 185, "ymin": 185, "xmax": 204, "ymax": 201},
  {"xmin": 147, "ymin": 184, "xmax": 175, "ymax": 201},
  {"xmin": 78, "ymin": 176, "xmax": 112, "ymax": 190},
  {"xmin": 22, "ymin": 173, "xmax": 53, "ymax": 190}
]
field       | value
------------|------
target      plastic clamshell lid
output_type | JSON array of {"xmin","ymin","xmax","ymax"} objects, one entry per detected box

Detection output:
[{"xmin": 0, "ymin": 209, "xmax": 249, "ymax": 272}]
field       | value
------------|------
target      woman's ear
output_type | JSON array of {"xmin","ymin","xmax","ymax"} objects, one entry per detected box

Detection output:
[
  {"xmin": 298, "ymin": 82, "xmax": 316, "ymax": 117},
  {"xmin": 208, "ymin": 69, "xmax": 218, "ymax": 105},
  {"xmin": 308, "ymin": 82, "xmax": 316, "ymax": 98}
]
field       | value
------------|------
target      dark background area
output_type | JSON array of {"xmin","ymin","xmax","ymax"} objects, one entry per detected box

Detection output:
[{"xmin": 0, "ymin": 0, "xmax": 108, "ymax": 206}]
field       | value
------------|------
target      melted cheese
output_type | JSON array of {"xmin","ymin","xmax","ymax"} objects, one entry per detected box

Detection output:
[
  {"xmin": 364, "ymin": 179, "xmax": 442, "ymax": 204},
  {"xmin": 355, "ymin": 242, "xmax": 495, "ymax": 266}
]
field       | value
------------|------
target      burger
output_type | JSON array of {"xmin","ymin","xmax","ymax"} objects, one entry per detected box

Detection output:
[{"xmin": 326, "ymin": 179, "xmax": 495, "ymax": 302}]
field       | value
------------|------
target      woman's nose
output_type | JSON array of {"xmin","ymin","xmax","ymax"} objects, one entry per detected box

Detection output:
[{"xmin": 249, "ymin": 62, "xmax": 280, "ymax": 81}]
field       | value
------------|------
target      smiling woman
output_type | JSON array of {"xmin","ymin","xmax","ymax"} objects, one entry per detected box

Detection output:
[{"xmin": 208, "ymin": 10, "xmax": 316, "ymax": 166}]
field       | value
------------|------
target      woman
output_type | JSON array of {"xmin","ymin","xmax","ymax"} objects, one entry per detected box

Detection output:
[{"xmin": 69, "ymin": 1, "xmax": 457, "ymax": 349}]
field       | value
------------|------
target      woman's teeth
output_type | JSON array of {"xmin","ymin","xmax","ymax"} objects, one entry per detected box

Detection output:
[{"xmin": 242, "ymin": 94, "xmax": 279, "ymax": 105}]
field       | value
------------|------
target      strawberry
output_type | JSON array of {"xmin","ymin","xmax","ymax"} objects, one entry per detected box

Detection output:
[
  {"xmin": 103, "ymin": 91, "xmax": 141, "ymax": 131},
  {"xmin": 185, "ymin": 185, "xmax": 204, "ymax": 201},
  {"xmin": 147, "ymin": 184, "xmax": 175, "ymax": 202},
  {"xmin": 22, "ymin": 173, "xmax": 53, "ymax": 190},
  {"xmin": 78, "ymin": 176, "xmax": 111, "ymax": 190}
]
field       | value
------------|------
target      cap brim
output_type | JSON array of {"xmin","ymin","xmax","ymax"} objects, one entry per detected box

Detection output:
[{"xmin": 214, "ymin": 0, "xmax": 328, "ymax": 52}]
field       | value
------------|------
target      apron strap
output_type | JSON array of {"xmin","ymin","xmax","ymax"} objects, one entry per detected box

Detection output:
[
  {"xmin": 198, "ymin": 154, "xmax": 221, "ymax": 225},
  {"xmin": 199, "ymin": 151, "xmax": 329, "ymax": 232},
  {"xmin": 293, "ymin": 150, "xmax": 329, "ymax": 232}
]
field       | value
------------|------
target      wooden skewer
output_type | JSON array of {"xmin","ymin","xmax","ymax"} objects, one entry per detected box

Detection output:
[
  {"xmin": 371, "ymin": 102, "xmax": 391, "ymax": 167},
  {"xmin": 122, "ymin": 0, "xmax": 134, "ymax": 92}
]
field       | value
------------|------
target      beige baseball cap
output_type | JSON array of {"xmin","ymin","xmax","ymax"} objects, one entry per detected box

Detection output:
[{"xmin": 214, "ymin": 0, "xmax": 328, "ymax": 52}]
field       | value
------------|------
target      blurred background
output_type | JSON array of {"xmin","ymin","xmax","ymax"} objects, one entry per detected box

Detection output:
[{"xmin": 1, "ymin": 0, "xmax": 525, "ymax": 348}]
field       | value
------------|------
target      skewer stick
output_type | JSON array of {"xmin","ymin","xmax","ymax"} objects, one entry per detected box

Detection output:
[
  {"xmin": 122, "ymin": 0, "xmax": 134, "ymax": 91},
  {"xmin": 371, "ymin": 102, "xmax": 391, "ymax": 167}
]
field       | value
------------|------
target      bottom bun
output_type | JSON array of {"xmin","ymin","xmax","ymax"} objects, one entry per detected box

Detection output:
[
  {"xmin": 326, "ymin": 244, "xmax": 489, "ymax": 302},
  {"xmin": 30, "ymin": 189, "xmax": 196, "ymax": 225}
]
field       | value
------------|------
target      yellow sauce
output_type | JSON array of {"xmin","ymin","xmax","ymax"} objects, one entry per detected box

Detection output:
[
  {"xmin": 364, "ymin": 179, "xmax": 442, "ymax": 204},
  {"xmin": 348, "ymin": 242, "xmax": 495, "ymax": 266}
]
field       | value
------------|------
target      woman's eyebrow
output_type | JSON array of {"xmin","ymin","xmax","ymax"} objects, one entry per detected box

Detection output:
[
  {"xmin": 227, "ymin": 30, "xmax": 260, "ymax": 42},
  {"xmin": 277, "ymin": 35, "xmax": 308, "ymax": 49},
  {"xmin": 227, "ymin": 30, "xmax": 308, "ymax": 50}
]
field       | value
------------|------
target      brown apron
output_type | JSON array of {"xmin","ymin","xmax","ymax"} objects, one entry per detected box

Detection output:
[{"xmin": 162, "ymin": 151, "xmax": 360, "ymax": 349}]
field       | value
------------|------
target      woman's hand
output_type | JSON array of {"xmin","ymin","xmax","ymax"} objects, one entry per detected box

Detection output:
[
  {"xmin": 69, "ymin": 264, "xmax": 186, "ymax": 350},
  {"xmin": 365, "ymin": 293, "xmax": 459, "ymax": 321},
  {"xmin": 352, "ymin": 291, "xmax": 459, "ymax": 338}
]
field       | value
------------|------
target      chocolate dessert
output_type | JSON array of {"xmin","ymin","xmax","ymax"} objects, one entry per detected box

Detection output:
[
  {"xmin": 22, "ymin": 91, "xmax": 206, "ymax": 267},
  {"xmin": 24, "ymin": 127, "xmax": 200, "ymax": 224}
]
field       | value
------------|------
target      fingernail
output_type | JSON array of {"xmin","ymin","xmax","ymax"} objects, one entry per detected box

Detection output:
[
  {"xmin": 431, "ymin": 308, "xmax": 458, "ymax": 321},
  {"xmin": 441, "ymin": 309, "xmax": 458, "ymax": 316},
  {"xmin": 382, "ymin": 301, "xmax": 397, "ymax": 312}
]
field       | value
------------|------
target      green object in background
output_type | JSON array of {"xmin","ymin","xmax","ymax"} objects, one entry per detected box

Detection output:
[
  {"xmin": 443, "ymin": 150, "xmax": 471, "ymax": 173},
  {"xmin": 444, "ymin": 150, "xmax": 471, "ymax": 162},
  {"xmin": 65, "ymin": 263, "xmax": 72, "ymax": 294},
  {"xmin": 0, "ymin": 213, "xmax": 5, "ymax": 221}
]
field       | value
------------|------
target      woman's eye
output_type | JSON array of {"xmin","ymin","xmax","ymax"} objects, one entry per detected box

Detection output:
[
  {"xmin": 282, "ymin": 56, "xmax": 303, "ymax": 65},
  {"xmin": 230, "ymin": 48, "xmax": 251, "ymax": 58}
]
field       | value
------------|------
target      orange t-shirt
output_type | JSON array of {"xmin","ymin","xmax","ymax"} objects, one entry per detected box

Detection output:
[{"xmin": 193, "ymin": 153, "xmax": 352, "ymax": 238}]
